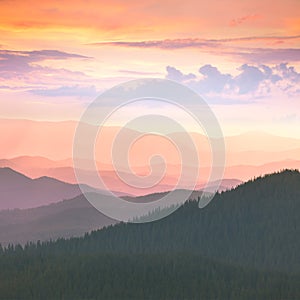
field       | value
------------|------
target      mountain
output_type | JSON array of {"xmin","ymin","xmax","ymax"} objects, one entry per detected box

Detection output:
[
  {"xmin": 0, "ymin": 119, "xmax": 139, "ymax": 160},
  {"xmin": 224, "ymin": 131, "xmax": 300, "ymax": 152},
  {"xmin": 223, "ymin": 159, "xmax": 300, "ymax": 181},
  {"xmin": 6, "ymin": 169, "xmax": 298, "ymax": 272},
  {"xmin": 0, "ymin": 170, "xmax": 299, "ymax": 299},
  {"xmin": 0, "ymin": 189, "xmax": 215, "ymax": 246},
  {"xmin": 0, "ymin": 157, "xmax": 243, "ymax": 195},
  {"xmin": 225, "ymin": 148, "xmax": 300, "ymax": 166},
  {"xmin": 1, "ymin": 119, "xmax": 300, "ymax": 162},
  {"xmin": 0, "ymin": 194, "xmax": 116, "ymax": 246},
  {"xmin": 0, "ymin": 156, "xmax": 72, "ymax": 170},
  {"xmin": 0, "ymin": 168, "xmax": 96, "ymax": 210}
]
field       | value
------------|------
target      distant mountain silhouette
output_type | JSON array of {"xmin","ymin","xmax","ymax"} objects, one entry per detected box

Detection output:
[
  {"xmin": 1, "ymin": 119, "xmax": 300, "ymax": 162},
  {"xmin": 0, "ymin": 168, "xmax": 97, "ymax": 210},
  {"xmin": 0, "ymin": 188, "xmax": 223, "ymax": 245},
  {"xmin": 0, "ymin": 194, "xmax": 116, "ymax": 246},
  {"xmin": 0, "ymin": 157, "xmax": 243, "ymax": 195},
  {"xmin": 2, "ymin": 153, "xmax": 300, "ymax": 194}
]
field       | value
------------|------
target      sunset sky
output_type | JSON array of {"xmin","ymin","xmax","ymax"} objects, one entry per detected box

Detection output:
[{"xmin": 0, "ymin": 0, "xmax": 300, "ymax": 137}]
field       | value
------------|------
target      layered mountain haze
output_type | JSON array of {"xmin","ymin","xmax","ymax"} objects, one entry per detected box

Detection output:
[
  {"xmin": 0, "ymin": 178, "xmax": 228, "ymax": 246},
  {"xmin": 2, "ymin": 119, "xmax": 300, "ymax": 161},
  {"xmin": 1, "ymin": 119, "xmax": 299, "ymax": 195},
  {"xmin": 1, "ymin": 155, "xmax": 298, "ymax": 195},
  {"xmin": 0, "ymin": 194, "xmax": 116, "ymax": 246},
  {"xmin": 0, "ymin": 159, "xmax": 243, "ymax": 195},
  {"xmin": 0, "ymin": 167, "xmax": 100, "ymax": 210},
  {"xmin": 0, "ymin": 165, "xmax": 242, "ymax": 245}
]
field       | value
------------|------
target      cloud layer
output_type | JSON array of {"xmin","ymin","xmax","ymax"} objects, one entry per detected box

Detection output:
[
  {"xmin": 0, "ymin": 49, "xmax": 99, "ymax": 98},
  {"xmin": 92, "ymin": 36, "xmax": 300, "ymax": 63},
  {"xmin": 166, "ymin": 63, "xmax": 300, "ymax": 103}
]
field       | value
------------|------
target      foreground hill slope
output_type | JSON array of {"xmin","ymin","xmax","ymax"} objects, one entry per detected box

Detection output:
[
  {"xmin": 0, "ymin": 170, "xmax": 299, "ymax": 299},
  {"xmin": 32, "ymin": 169, "xmax": 298, "ymax": 272}
]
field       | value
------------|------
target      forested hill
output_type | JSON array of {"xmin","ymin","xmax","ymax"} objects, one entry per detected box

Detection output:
[
  {"xmin": 0, "ymin": 169, "xmax": 299, "ymax": 299},
  {"xmin": 10, "ymin": 169, "xmax": 298, "ymax": 272}
]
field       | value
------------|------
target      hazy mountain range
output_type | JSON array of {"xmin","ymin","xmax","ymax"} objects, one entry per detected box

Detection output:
[
  {"xmin": 1, "ymin": 170, "xmax": 299, "ymax": 299},
  {"xmin": 0, "ymin": 167, "xmax": 241, "ymax": 245},
  {"xmin": 0, "ymin": 167, "xmax": 87, "ymax": 210},
  {"xmin": 1, "ymin": 118, "xmax": 299, "ymax": 195},
  {"xmin": 0, "ymin": 194, "xmax": 115, "ymax": 246}
]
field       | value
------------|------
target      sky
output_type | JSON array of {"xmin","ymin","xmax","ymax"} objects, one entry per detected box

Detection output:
[{"xmin": 0, "ymin": 0, "xmax": 300, "ymax": 137}]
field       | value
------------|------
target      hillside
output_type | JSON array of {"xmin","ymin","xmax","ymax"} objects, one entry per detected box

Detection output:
[
  {"xmin": 0, "ymin": 194, "xmax": 116, "ymax": 246},
  {"xmin": 0, "ymin": 170, "xmax": 299, "ymax": 299},
  {"xmin": 19, "ymin": 169, "xmax": 298, "ymax": 272}
]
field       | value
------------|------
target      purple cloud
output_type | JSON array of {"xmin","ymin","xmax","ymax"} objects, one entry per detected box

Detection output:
[
  {"xmin": 233, "ymin": 48, "xmax": 300, "ymax": 64},
  {"xmin": 0, "ymin": 49, "xmax": 93, "ymax": 95},
  {"xmin": 197, "ymin": 65, "xmax": 232, "ymax": 93},
  {"xmin": 119, "ymin": 69, "xmax": 162, "ymax": 76},
  {"xmin": 166, "ymin": 66, "xmax": 196, "ymax": 82},
  {"xmin": 90, "ymin": 35, "xmax": 300, "ymax": 49},
  {"xmin": 90, "ymin": 38, "xmax": 219, "ymax": 49},
  {"xmin": 165, "ymin": 63, "xmax": 300, "ymax": 101},
  {"xmin": 0, "ymin": 49, "xmax": 90, "ymax": 76},
  {"xmin": 30, "ymin": 85, "xmax": 98, "ymax": 98},
  {"xmin": 235, "ymin": 64, "xmax": 265, "ymax": 94},
  {"xmin": 275, "ymin": 63, "xmax": 300, "ymax": 83},
  {"xmin": 90, "ymin": 36, "xmax": 300, "ymax": 63},
  {"xmin": 166, "ymin": 64, "xmax": 232, "ymax": 94}
]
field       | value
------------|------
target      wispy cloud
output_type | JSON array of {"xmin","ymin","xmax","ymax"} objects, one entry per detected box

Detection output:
[
  {"xmin": 0, "ymin": 49, "xmax": 94, "ymax": 94},
  {"xmin": 90, "ymin": 36, "xmax": 300, "ymax": 64},
  {"xmin": 118, "ymin": 70, "xmax": 163, "ymax": 76},
  {"xmin": 0, "ymin": 49, "xmax": 89, "ymax": 71},
  {"xmin": 90, "ymin": 38, "xmax": 219, "ymax": 49},
  {"xmin": 0, "ymin": 49, "xmax": 90, "ymax": 78},
  {"xmin": 30, "ymin": 85, "xmax": 99, "ymax": 98},
  {"xmin": 232, "ymin": 48, "xmax": 300, "ymax": 63},
  {"xmin": 90, "ymin": 35, "xmax": 300, "ymax": 49}
]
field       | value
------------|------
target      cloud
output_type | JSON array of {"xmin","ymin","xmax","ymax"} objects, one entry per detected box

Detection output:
[
  {"xmin": 90, "ymin": 35, "xmax": 300, "ymax": 49},
  {"xmin": 119, "ymin": 69, "xmax": 163, "ymax": 76},
  {"xmin": 0, "ymin": 49, "xmax": 89, "ymax": 73},
  {"xmin": 260, "ymin": 65, "xmax": 281, "ymax": 83},
  {"xmin": 275, "ymin": 63, "xmax": 300, "ymax": 83},
  {"xmin": 166, "ymin": 64, "xmax": 232, "ymax": 95},
  {"xmin": 91, "ymin": 38, "xmax": 219, "ymax": 49},
  {"xmin": 166, "ymin": 66, "xmax": 196, "ymax": 82},
  {"xmin": 0, "ymin": 49, "xmax": 93, "ymax": 92},
  {"xmin": 235, "ymin": 64, "xmax": 265, "ymax": 94},
  {"xmin": 90, "ymin": 36, "xmax": 300, "ymax": 64},
  {"xmin": 233, "ymin": 48, "xmax": 300, "ymax": 63},
  {"xmin": 30, "ymin": 85, "xmax": 99, "ymax": 98},
  {"xmin": 165, "ymin": 63, "xmax": 300, "ymax": 102},
  {"xmin": 197, "ymin": 65, "xmax": 232, "ymax": 93}
]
